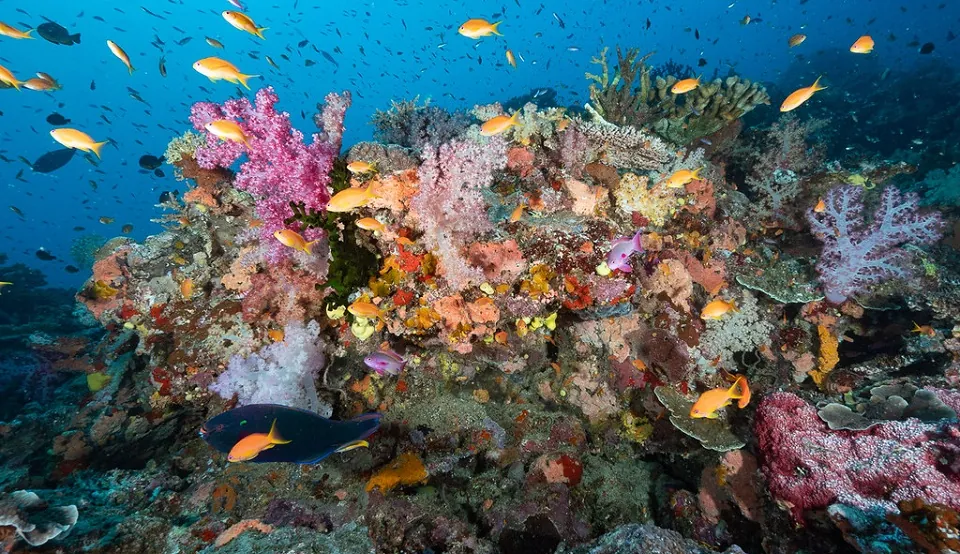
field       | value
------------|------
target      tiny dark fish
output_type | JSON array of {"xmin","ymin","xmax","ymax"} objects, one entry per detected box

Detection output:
[
  {"xmin": 305, "ymin": 59, "xmax": 316, "ymax": 67},
  {"xmin": 65, "ymin": 265, "xmax": 80, "ymax": 273},
  {"xmin": 139, "ymin": 154, "xmax": 164, "ymax": 170},
  {"xmin": 46, "ymin": 112, "xmax": 71, "ymax": 125},
  {"xmin": 90, "ymin": 80, "xmax": 96, "ymax": 90},
  {"xmin": 73, "ymin": 226, "xmax": 85, "ymax": 231},
  {"xmin": 201, "ymin": 404, "xmax": 381, "ymax": 464},
  {"xmin": 158, "ymin": 190, "xmax": 178, "ymax": 203},
  {"xmin": 31, "ymin": 148, "xmax": 76, "ymax": 173},
  {"xmin": 159, "ymin": 55, "xmax": 167, "ymax": 77},
  {"xmin": 121, "ymin": 224, "xmax": 134, "ymax": 234},
  {"xmin": 35, "ymin": 249, "xmax": 56, "ymax": 261},
  {"xmin": 9, "ymin": 206, "xmax": 24, "ymax": 218},
  {"xmin": 154, "ymin": 168, "xmax": 165, "ymax": 178},
  {"xmin": 37, "ymin": 21, "xmax": 81, "ymax": 45},
  {"xmin": 919, "ymin": 42, "xmax": 935, "ymax": 54},
  {"xmin": 298, "ymin": 39, "xmax": 309, "ymax": 48},
  {"xmin": 176, "ymin": 36, "xmax": 192, "ymax": 46},
  {"xmin": 698, "ymin": 58, "xmax": 707, "ymax": 67}
]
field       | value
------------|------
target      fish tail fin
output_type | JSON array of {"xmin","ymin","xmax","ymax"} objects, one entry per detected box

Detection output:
[
  {"xmin": 71, "ymin": 33, "xmax": 81, "ymax": 44},
  {"xmin": 812, "ymin": 75, "xmax": 827, "ymax": 91},
  {"xmin": 911, "ymin": 322, "xmax": 923, "ymax": 333},
  {"xmin": 241, "ymin": 136, "xmax": 252, "ymax": 149},
  {"xmin": 10, "ymin": 80, "xmax": 21, "ymax": 91},
  {"xmin": 237, "ymin": 73, "xmax": 258, "ymax": 90},
  {"xmin": 91, "ymin": 141, "xmax": 108, "ymax": 159},
  {"xmin": 255, "ymin": 27, "xmax": 268, "ymax": 39},
  {"xmin": 729, "ymin": 299, "xmax": 739, "ymax": 312},
  {"xmin": 509, "ymin": 110, "xmax": 521, "ymax": 126},
  {"xmin": 727, "ymin": 376, "xmax": 745, "ymax": 398},
  {"xmin": 491, "ymin": 21, "xmax": 503, "ymax": 36},
  {"xmin": 364, "ymin": 183, "xmax": 378, "ymax": 200},
  {"xmin": 692, "ymin": 166, "xmax": 705, "ymax": 180},
  {"xmin": 25, "ymin": 29, "xmax": 35, "ymax": 38},
  {"xmin": 267, "ymin": 419, "xmax": 292, "ymax": 445},
  {"xmin": 128, "ymin": 64, "xmax": 136, "ymax": 75},
  {"xmin": 304, "ymin": 240, "xmax": 319, "ymax": 255}
]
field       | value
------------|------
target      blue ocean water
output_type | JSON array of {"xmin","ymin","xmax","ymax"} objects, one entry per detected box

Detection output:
[{"xmin": 0, "ymin": 0, "xmax": 957, "ymax": 288}]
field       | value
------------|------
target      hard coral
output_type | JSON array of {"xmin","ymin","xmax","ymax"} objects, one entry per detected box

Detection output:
[
  {"xmin": 808, "ymin": 185, "xmax": 943, "ymax": 303},
  {"xmin": 755, "ymin": 392, "xmax": 960, "ymax": 523}
]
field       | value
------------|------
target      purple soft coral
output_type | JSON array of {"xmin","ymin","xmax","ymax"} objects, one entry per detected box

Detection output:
[
  {"xmin": 807, "ymin": 185, "xmax": 942, "ymax": 304},
  {"xmin": 189, "ymin": 87, "xmax": 351, "ymax": 261}
]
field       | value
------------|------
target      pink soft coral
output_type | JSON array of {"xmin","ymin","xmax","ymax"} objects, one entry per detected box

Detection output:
[
  {"xmin": 189, "ymin": 87, "xmax": 351, "ymax": 261},
  {"xmin": 409, "ymin": 136, "xmax": 507, "ymax": 290},
  {"xmin": 807, "ymin": 185, "xmax": 942, "ymax": 303}
]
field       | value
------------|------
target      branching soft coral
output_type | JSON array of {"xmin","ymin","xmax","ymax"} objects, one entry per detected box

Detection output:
[
  {"xmin": 807, "ymin": 185, "xmax": 943, "ymax": 304},
  {"xmin": 210, "ymin": 320, "xmax": 327, "ymax": 414},
  {"xmin": 189, "ymin": 87, "xmax": 351, "ymax": 261},
  {"xmin": 409, "ymin": 136, "xmax": 507, "ymax": 290}
]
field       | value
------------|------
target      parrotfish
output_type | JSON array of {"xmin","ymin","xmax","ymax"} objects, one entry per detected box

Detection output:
[
  {"xmin": 201, "ymin": 404, "xmax": 381, "ymax": 464},
  {"xmin": 606, "ymin": 231, "xmax": 644, "ymax": 273},
  {"xmin": 364, "ymin": 349, "xmax": 407, "ymax": 376}
]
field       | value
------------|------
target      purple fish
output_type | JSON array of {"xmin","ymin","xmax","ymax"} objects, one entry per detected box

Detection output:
[
  {"xmin": 606, "ymin": 230, "xmax": 644, "ymax": 273},
  {"xmin": 363, "ymin": 349, "xmax": 407, "ymax": 376}
]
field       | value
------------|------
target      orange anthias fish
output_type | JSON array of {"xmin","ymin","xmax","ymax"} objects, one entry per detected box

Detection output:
[
  {"xmin": 458, "ymin": 18, "xmax": 502, "ymax": 39},
  {"xmin": 274, "ymin": 229, "xmax": 319, "ymax": 254},
  {"xmin": 193, "ymin": 57, "xmax": 258, "ymax": 89},
  {"xmin": 505, "ymin": 49, "xmax": 517, "ymax": 68},
  {"xmin": 510, "ymin": 204, "xmax": 526, "ymax": 223},
  {"xmin": 228, "ymin": 419, "xmax": 291, "ymax": 462},
  {"xmin": 267, "ymin": 328, "xmax": 285, "ymax": 342},
  {"xmin": 911, "ymin": 322, "xmax": 936, "ymax": 337},
  {"xmin": 222, "ymin": 11, "xmax": 268, "ymax": 39},
  {"xmin": 0, "ymin": 63, "xmax": 23, "ymax": 90},
  {"xmin": 671, "ymin": 76, "xmax": 701, "ymax": 94},
  {"xmin": 24, "ymin": 78, "xmax": 58, "ymax": 91},
  {"xmin": 663, "ymin": 167, "xmax": 704, "ymax": 188},
  {"xmin": 780, "ymin": 76, "xmax": 827, "ymax": 112},
  {"xmin": 690, "ymin": 376, "xmax": 751, "ymax": 419},
  {"xmin": 700, "ymin": 298, "xmax": 738, "ymax": 320},
  {"xmin": 788, "ymin": 34, "xmax": 807, "ymax": 48},
  {"xmin": 348, "ymin": 300, "xmax": 381, "ymax": 319},
  {"xmin": 850, "ymin": 35, "xmax": 874, "ymax": 54},
  {"xmin": 205, "ymin": 120, "xmax": 252, "ymax": 147},
  {"xmin": 50, "ymin": 128, "xmax": 109, "ymax": 158},
  {"xmin": 327, "ymin": 184, "xmax": 375, "ymax": 212},
  {"xmin": 107, "ymin": 40, "xmax": 136, "ymax": 74},
  {"xmin": 346, "ymin": 161, "xmax": 375, "ymax": 174},
  {"xmin": 480, "ymin": 111, "xmax": 520, "ymax": 137},
  {"xmin": 813, "ymin": 197, "xmax": 826, "ymax": 213},
  {"xmin": 0, "ymin": 21, "xmax": 34, "ymax": 39},
  {"xmin": 356, "ymin": 217, "xmax": 385, "ymax": 232}
]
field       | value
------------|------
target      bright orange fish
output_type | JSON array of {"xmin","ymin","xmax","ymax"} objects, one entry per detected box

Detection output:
[
  {"xmin": 180, "ymin": 278, "xmax": 194, "ymax": 299},
  {"xmin": 0, "ymin": 63, "xmax": 23, "ymax": 90},
  {"xmin": 505, "ymin": 49, "xmax": 517, "ymax": 68},
  {"xmin": 509, "ymin": 204, "xmax": 525, "ymax": 223},
  {"xmin": 274, "ymin": 229, "xmax": 319, "ymax": 255},
  {"xmin": 690, "ymin": 376, "xmax": 751, "ymax": 419},
  {"xmin": 348, "ymin": 300, "xmax": 381, "ymax": 319},
  {"xmin": 222, "ymin": 11, "xmax": 268, "ymax": 39},
  {"xmin": 227, "ymin": 419, "xmax": 291, "ymax": 462},
  {"xmin": 327, "ymin": 184, "xmax": 375, "ymax": 213},
  {"xmin": 0, "ymin": 21, "xmax": 33, "ymax": 39},
  {"xmin": 356, "ymin": 217, "xmax": 385, "ymax": 232},
  {"xmin": 911, "ymin": 322, "xmax": 936, "ymax": 338},
  {"xmin": 850, "ymin": 35, "xmax": 874, "ymax": 54},
  {"xmin": 671, "ymin": 76, "xmax": 701, "ymax": 94},
  {"xmin": 813, "ymin": 198, "xmax": 826, "ymax": 213},
  {"xmin": 700, "ymin": 298, "xmax": 737, "ymax": 320},
  {"xmin": 458, "ymin": 18, "xmax": 502, "ymax": 39},
  {"xmin": 50, "ymin": 128, "xmax": 108, "ymax": 158},
  {"xmin": 480, "ymin": 111, "xmax": 520, "ymax": 137},
  {"xmin": 780, "ymin": 76, "xmax": 826, "ymax": 112},
  {"xmin": 346, "ymin": 161, "xmax": 375, "ymax": 174},
  {"xmin": 663, "ymin": 167, "xmax": 704, "ymax": 188},
  {"xmin": 193, "ymin": 57, "xmax": 258, "ymax": 89},
  {"xmin": 205, "ymin": 120, "xmax": 251, "ymax": 147}
]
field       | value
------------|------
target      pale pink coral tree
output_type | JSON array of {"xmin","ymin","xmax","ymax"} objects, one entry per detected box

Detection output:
[
  {"xmin": 410, "ymin": 136, "xmax": 507, "ymax": 290},
  {"xmin": 807, "ymin": 185, "xmax": 942, "ymax": 304}
]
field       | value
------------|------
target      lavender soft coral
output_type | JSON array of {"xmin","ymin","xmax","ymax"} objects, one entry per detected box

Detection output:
[
  {"xmin": 189, "ymin": 87, "xmax": 351, "ymax": 260},
  {"xmin": 807, "ymin": 185, "xmax": 943, "ymax": 303}
]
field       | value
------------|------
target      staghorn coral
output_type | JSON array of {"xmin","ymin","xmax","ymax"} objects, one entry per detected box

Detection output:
[
  {"xmin": 586, "ymin": 45, "xmax": 770, "ymax": 145},
  {"xmin": 808, "ymin": 185, "xmax": 944, "ymax": 304}
]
